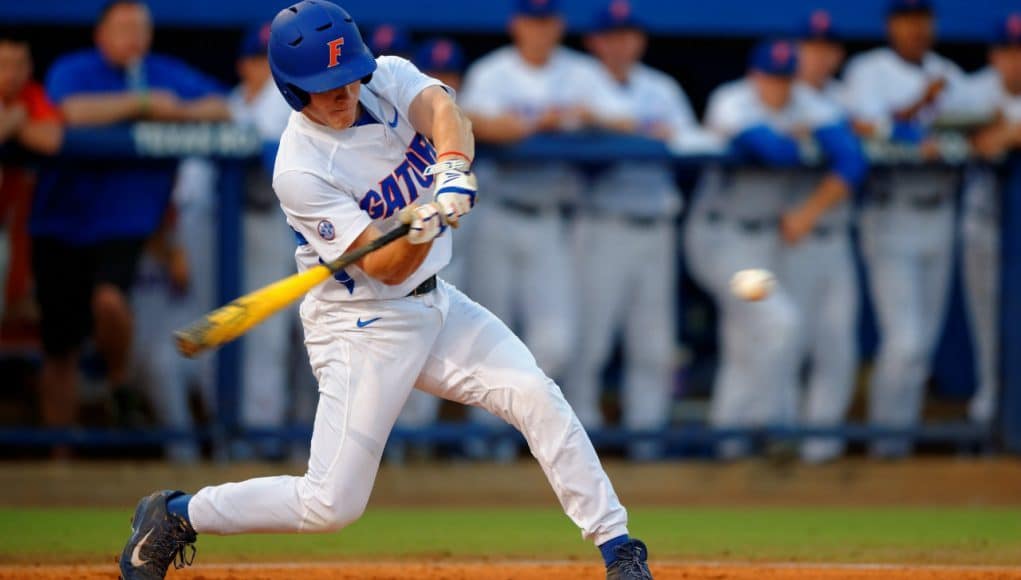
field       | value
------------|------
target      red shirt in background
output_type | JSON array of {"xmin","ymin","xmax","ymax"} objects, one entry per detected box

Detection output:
[{"xmin": 1, "ymin": 80, "xmax": 60, "ymax": 324}]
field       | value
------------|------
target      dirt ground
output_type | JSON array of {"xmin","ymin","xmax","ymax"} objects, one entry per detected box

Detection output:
[{"xmin": 3, "ymin": 562, "xmax": 1021, "ymax": 580}]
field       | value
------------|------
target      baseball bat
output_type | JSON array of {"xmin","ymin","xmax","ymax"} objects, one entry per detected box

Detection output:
[{"xmin": 174, "ymin": 223, "xmax": 411, "ymax": 358}]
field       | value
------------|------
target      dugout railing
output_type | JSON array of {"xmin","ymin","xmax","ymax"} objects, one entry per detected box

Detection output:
[{"xmin": 0, "ymin": 122, "xmax": 1016, "ymax": 456}]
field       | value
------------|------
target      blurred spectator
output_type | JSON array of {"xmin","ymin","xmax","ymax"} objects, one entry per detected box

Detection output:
[
  {"xmin": 960, "ymin": 13, "xmax": 1021, "ymax": 425},
  {"xmin": 842, "ymin": 0, "xmax": 971, "ymax": 458},
  {"xmin": 565, "ymin": 0, "xmax": 694, "ymax": 460},
  {"xmin": 389, "ymin": 37, "xmax": 471, "ymax": 463},
  {"xmin": 228, "ymin": 22, "xmax": 296, "ymax": 458},
  {"xmin": 29, "ymin": 0, "xmax": 229, "ymax": 441},
  {"xmin": 0, "ymin": 35, "xmax": 61, "ymax": 334},
  {"xmin": 459, "ymin": 0, "xmax": 629, "ymax": 459},
  {"xmin": 685, "ymin": 40, "xmax": 864, "ymax": 459},
  {"xmin": 797, "ymin": 10, "xmax": 846, "ymax": 102},
  {"xmin": 789, "ymin": 11, "xmax": 866, "ymax": 463},
  {"xmin": 367, "ymin": 24, "xmax": 413, "ymax": 59}
]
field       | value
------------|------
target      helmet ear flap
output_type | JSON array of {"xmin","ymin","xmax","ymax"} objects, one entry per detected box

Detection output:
[{"xmin": 283, "ymin": 83, "xmax": 311, "ymax": 110}]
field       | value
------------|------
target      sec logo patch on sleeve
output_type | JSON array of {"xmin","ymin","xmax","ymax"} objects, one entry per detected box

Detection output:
[{"xmin": 318, "ymin": 220, "xmax": 336, "ymax": 241}]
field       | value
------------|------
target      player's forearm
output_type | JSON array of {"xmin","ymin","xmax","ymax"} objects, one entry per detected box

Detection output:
[
  {"xmin": 352, "ymin": 225, "xmax": 432, "ymax": 285},
  {"xmin": 17, "ymin": 120, "xmax": 63, "ymax": 155},
  {"xmin": 180, "ymin": 97, "xmax": 233, "ymax": 122},
  {"xmin": 467, "ymin": 113, "xmax": 531, "ymax": 143},
  {"xmin": 802, "ymin": 174, "xmax": 851, "ymax": 218},
  {"xmin": 430, "ymin": 97, "xmax": 475, "ymax": 160},
  {"xmin": 0, "ymin": 108, "xmax": 26, "ymax": 143},
  {"xmin": 60, "ymin": 93, "xmax": 144, "ymax": 126}
]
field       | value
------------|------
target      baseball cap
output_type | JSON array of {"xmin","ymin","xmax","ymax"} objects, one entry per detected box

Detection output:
[
  {"xmin": 591, "ymin": 0, "xmax": 644, "ymax": 33},
  {"xmin": 799, "ymin": 9, "xmax": 840, "ymax": 42},
  {"xmin": 239, "ymin": 22, "xmax": 271, "ymax": 58},
  {"xmin": 749, "ymin": 39, "xmax": 798, "ymax": 77},
  {"xmin": 413, "ymin": 38, "xmax": 466, "ymax": 74},
  {"xmin": 515, "ymin": 0, "xmax": 560, "ymax": 18},
  {"xmin": 993, "ymin": 13, "xmax": 1021, "ymax": 46},
  {"xmin": 888, "ymin": 0, "xmax": 933, "ymax": 16},
  {"xmin": 367, "ymin": 24, "xmax": 412, "ymax": 57}
]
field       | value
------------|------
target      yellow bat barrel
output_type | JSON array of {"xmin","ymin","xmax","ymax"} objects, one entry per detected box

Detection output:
[{"xmin": 174, "ymin": 265, "xmax": 332, "ymax": 357}]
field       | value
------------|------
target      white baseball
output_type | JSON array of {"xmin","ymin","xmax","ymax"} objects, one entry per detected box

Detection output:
[{"xmin": 730, "ymin": 269, "xmax": 776, "ymax": 302}]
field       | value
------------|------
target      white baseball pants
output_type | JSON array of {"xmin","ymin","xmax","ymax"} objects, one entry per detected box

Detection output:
[
  {"xmin": 684, "ymin": 216, "xmax": 801, "ymax": 459},
  {"xmin": 189, "ymin": 281, "xmax": 629, "ymax": 545},
  {"xmin": 780, "ymin": 231, "xmax": 859, "ymax": 463}
]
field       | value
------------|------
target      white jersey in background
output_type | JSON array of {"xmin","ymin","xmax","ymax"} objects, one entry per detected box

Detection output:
[
  {"xmin": 843, "ymin": 47, "xmax": 970, "ymax": 128},
  {"xmin": 273, "ymin": 56, "xmax": 452, "ymax": 302},
  {"xmin": 684, "ymin": 79, "xmax": 841, "ymax": 458},
  {"xmin": 843, "ymin": 46, "xmax": 965, "ymax": 458},
  {"xmin": 229, "ymin": 78, "xmax": 293, "ymax": 141},
  {"xmin": 460, "ymin": 46, "xmax": 628, "ymax": 206},
  {"xmin": 582, "ymin": 61, "xmax": 695, "ymax": 217}
]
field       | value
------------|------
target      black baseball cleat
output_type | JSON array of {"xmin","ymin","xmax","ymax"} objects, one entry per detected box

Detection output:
[
  {"xmin": 606, "ymin": 539, "xmax": 653, "ymax": 579},
  {"xmin": 119, "ymin": 490, "xmax": 197, "ymax": 580}
]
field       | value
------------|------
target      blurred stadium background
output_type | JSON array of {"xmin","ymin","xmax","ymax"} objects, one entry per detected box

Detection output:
[{"xmin": 0, "ymin": 0, "xmax": 1019, "ymax": 578}]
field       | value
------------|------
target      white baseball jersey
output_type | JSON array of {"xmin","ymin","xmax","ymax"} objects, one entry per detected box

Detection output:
[
  {"xmin": 698, "ymin": 79, "xmax": 843, "ymax": 221},
  {"xmin": 229, "ymin": 78, "xmax": 292, "ymax": 141},
  {"xmin": 842, "ymin": 47, "xmax": 970, "ymax": 127},
  {"xmin": 459, "ymin": 46, "xmax": 628, "ymax": 206},
  {"xmin": 272, "ymin": 56, "xmax": 451, "ymax": 302},
  {"xmin": 967, "ymin": 66, "xmax": 1021, "ymax": 123},
  {"xmin": 579, "ymin": 61, "xmax": 695, "ymax": 217}
]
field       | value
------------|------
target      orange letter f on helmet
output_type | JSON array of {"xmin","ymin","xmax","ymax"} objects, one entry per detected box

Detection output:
[{"xmin": 327, "ymin": 37, "xmax": 345, "ymax": 68}]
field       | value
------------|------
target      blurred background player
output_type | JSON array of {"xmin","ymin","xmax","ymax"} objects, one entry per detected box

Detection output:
[
  {"xmin": 842, "ymin": 0, "xmax": 971, "ymax": 457},
  {"xmin": 787, "ymin": 10, "xmax": 866, "ymax": 463},
  {"xmin": 30, "ymin": 0, "xmax": 228, "ymax": 446},
  {"xmin": 228, "ymin": 22, "xmax": 295, "ymax": 458},
  {"xmin": 565, "ymin": 0, "xmax": 694, "ymax": 460},
  {"xmin": 366, "ymin": 23, "xmax": 413, "ymax": 60},
  {"xmin": 390, "ymin": 37, "xmax": 470, "ymax": 463},
  {"xmin": 960, "ymin": 13, "xmax": 1021, "ymax": 425},
  {"xmin": 0, "ymin": 35, "xmax": 61, "ymax": 335},
  {"xmin": 459, "ymin": 0, "xmax": 630, "ymax": 459},
  {"xmin": 686, "ymin": 40, "xmax": 863, "ymax": 459}
]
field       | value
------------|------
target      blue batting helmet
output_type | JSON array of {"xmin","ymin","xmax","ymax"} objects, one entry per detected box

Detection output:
[{"xmin": 269, "ymin": 0, "xmax": 377, "ymax": 111}]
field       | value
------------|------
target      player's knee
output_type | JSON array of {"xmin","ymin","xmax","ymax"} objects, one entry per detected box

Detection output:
[
  {"xmin": 883, "ymin": 330, "xmax": 929, "ymax": 370},
  {"xmin": 92, "ymin": 284, "xmax": 130, "ymax": 322},
  {"xmin": 302, "ymin": 496, "xmax": 368, "ymax": 533},
  {"xmin": 299, "ymin": 481, "xmax": 370, "ymax": 533},
  {"xmin": 629, "ymin": 338, "xmax": 674, "ymax": 371}
]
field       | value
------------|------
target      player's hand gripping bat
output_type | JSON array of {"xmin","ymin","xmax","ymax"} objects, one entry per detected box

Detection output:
[{"xmin": 174, "ymin": 219, "xmax": 412, "ymax": 358}]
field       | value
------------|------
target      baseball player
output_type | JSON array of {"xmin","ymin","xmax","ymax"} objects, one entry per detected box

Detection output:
[
  {"xmin": 389, "ymin": 38, "xmax": 471, "ymax": 460},
  {"xmin": 685, "ymin": 40, "xmax": 865, "ymax": 459},
  {"xmin": 564, "ymin": 0, "xmax": 695, "ymax": 460},
  {"xmin": 228, "ymin": 22, "xmax": 298, "ymax": 456},
  {"xmin": 118, "ymin": 3, "xmax": 653, "ymax": 580},
  {"xmin": 960, "ymin": 13, "xmax": 1021, "ymax": 424},
  {"xmin": 789, "ymin": 11, "xmax": 863, "ymax": 463},
  {"xmin": 460, "ymin": 0, "xmax": 630, "ymax": 379},
  {"xmin": 842, "ymin": 0, "xmax": 971, "ymax": 457},
  {"xmin": 366, "ymin": 23, "xmax": 413, "ymax": 59},
  {"xmin": 458, "ymin": 0, "xmax": 630, "ymax": 459}
]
